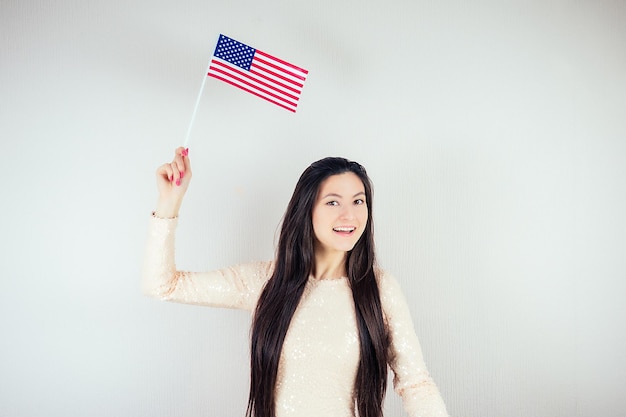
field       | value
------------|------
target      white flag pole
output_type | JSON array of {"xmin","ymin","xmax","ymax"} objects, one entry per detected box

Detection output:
[{"xmin": 183, "ymin": 57, "xmax": 213, "ymax": 148}]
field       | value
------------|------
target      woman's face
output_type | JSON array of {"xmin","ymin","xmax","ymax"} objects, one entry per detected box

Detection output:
[{"xmin": 311, "ymin": 172, "xmax": 369, "ymax": 255}]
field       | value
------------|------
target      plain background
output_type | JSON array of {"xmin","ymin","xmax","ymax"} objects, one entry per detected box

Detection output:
[{"xmin": 1, "ymin": 0, "xmax": 625, "ymax": 416}]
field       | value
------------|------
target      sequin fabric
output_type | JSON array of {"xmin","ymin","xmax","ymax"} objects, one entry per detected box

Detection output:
[{"xmin": 142, "ymin": 215, "xmax": 450, "ymax": 417}]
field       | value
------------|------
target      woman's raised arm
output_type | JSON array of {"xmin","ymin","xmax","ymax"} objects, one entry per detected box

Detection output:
[{"xmin": 143, "ymin": 147, "xmax": 272, "ymax": 309}]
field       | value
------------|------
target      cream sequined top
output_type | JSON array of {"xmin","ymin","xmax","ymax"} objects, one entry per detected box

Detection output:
[{"xmin": 142, "ymin": 215, "xmax": 450, "ymax": 417}]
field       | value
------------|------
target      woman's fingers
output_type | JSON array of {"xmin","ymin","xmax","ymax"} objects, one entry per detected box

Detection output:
[
  {"xmin": 153, "ymin": 147, "xmax": 191, "ymax": 218},
  {"xmin": 155, "ymin": 147, "xmax": 190, "ymax": 186},
  {"xmin": 170, "ymin": 147, "xmax": 190, "ymax": 183},
  {"xmin": 156, "ymin": 163, "xmax": 173, "ymax": 183},
  {"xmin": 182, "ymin": 148, "xmax": 192, "ymax": 176}
]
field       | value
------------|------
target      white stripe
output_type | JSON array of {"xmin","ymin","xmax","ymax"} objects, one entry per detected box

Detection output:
[
  {"xmin": 210, "ymin": 57, "xmax": 300, "ymax": 101},
  {"xmin": 252, "ymin": 57, "xmax": 307, "ymax": 87},
  {"xmin": 254, "ymin": 53, "xmax": 308, "ymax": 80},
  {"xmin": 251, "ymin": 63, "xmax": 305, "ymax": 92},
  {"xmin": 208, "ymin": 59, "xmax": 299, "ymax": 110}
]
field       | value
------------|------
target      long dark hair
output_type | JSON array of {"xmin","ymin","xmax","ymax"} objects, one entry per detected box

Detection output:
[{"xmin": 246, "ymin": 157, "xmax": 389, "ymax": 417}]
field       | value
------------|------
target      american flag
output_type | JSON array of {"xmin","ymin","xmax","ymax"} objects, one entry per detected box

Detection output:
[{"xmin": 207, "ymin": 34, "xmax": 308, "ymax": 113}]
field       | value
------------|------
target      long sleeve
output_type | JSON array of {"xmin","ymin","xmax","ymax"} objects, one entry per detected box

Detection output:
[
  {"xmin": 379, "ymin": 272, "xmax": 450, "ymax": 417},
  {"xmin": 141, "ymin": 214, "xmax": 272, "ymax": 310}
]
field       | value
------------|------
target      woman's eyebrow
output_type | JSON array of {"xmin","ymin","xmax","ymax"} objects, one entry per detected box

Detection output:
[{"xmin": 321, "ymin": 191, "xmax": 366, "ymax": 199}]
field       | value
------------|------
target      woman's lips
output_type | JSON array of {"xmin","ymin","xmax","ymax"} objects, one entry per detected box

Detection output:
[{"xmin": 333, "ymin": 226, "xmax": 356, "ymax": 235}]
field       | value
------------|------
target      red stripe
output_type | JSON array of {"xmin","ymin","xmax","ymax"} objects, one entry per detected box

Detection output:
[
  {"xmin": 208, "ymin": 73, "xmax": 296, "ymax": 112},
  {"xmin": 255, "ymin": 50, "xmax": 309, "ymax": 75},
  {"xmin": 253, "ymin": 56, "xmax": 307, "ymax": 82},
  {"xmin": 250, "ymin": 62, "xmax": 304, "ymax": 89},
  {"xmin": 209, "ymin": 61, "xmax": 300, "ymax": 102},
  {"xmin": 248, "ymin": 68, "xmax": 301, "ymax": 94}
]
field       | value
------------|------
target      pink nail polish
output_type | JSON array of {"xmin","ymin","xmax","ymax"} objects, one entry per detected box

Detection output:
[
  {"xmin": 176, "ymin": 179, "xmax": 181, "ymax": 186},
  {"xmin": 182, "ymin": 148, "xmax": 189, "ymax": 157},
  {"xmin": 169, "ymin": 175, "xmax": 173, "ymax": 182},
  {"xmin": 180, "ymin": 171, "xmax": 184, "ymax": 179}
]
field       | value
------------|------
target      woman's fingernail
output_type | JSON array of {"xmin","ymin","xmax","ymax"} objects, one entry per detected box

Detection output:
[
  {"xmin": 180, "ymin": 171, "xmax": 184, "ymax": 179},
  {"xmin": 169, "ymin": 175, "xmax": 173, "ymax": 182},
  {"xmin": 182, "ymin": 148, "xmax": 189, "ymax": 156},
  {"xmin": 176, "ymin": 179, "xmax": 181, "ymax": 186}
]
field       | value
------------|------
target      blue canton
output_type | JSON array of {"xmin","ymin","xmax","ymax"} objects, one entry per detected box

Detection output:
[{"xmin": 213, "ymin": 34, "xmax": 256, "ymax": 71}]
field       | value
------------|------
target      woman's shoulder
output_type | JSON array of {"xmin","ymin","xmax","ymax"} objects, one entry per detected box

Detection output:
[
  {"xmin": 374, "ymin": 267, "xmax": 407, "ymax": 305},
  {"xmin": 374, "ymin": 268, "xmax": 416, "ymax": 332},
  {"xmin": 374, "ymin": 266, "xmax": 400, "ymax": 288}
]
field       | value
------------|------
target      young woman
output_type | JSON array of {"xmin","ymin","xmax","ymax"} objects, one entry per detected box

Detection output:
[{"xmin": 143, "ymin": 147, "xmax": 450, "ymax": 417}]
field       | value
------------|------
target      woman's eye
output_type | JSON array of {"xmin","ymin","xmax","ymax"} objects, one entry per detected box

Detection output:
[
  {"xmin": 326, "ymin": 201, "xmax": 339, "ymax": 206},
  {"xmin": 354, "ymin": 199, "xmax": 365, "ymax": 205}
]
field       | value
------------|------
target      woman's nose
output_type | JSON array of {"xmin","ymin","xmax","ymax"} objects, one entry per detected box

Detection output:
[{"xmin": 339, "ymin": 205, "xmax": 355, "ymax": 220}]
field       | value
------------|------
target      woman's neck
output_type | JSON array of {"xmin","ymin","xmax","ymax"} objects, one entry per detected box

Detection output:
[{"xmin": 312, "ymin": 246, "xmax": 347, "ymax": 280}]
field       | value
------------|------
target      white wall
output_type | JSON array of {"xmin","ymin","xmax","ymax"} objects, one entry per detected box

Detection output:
[{"xmin": 1, "ymin": 0, "xmax": 625, "ymax": 416}]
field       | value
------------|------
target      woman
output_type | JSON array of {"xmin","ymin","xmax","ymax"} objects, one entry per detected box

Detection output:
[{"xmin": 143, "ymin": 147, "xmax": 450, "ymax": 417}]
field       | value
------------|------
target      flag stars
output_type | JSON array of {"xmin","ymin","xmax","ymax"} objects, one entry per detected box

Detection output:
[{"xmin": 214, "ymin": 35, "xmax": 256, "ymax": 70}]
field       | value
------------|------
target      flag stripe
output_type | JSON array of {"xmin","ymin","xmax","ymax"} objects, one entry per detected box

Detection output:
[
  {"xmin": 251, "ymin": 60, "xmax": 305, "ymax": 87},
  {"xmin": 209, "ymin": 60, "xmax": 300, "ymax": 103},
  {"xmin": 208, "ymin": 72, "xmax": 296, "ymax": 112},
  {"xmin": 208, "ymin": 62, "xmax": 298, "ymax": 109},
  {"xmin": 250, "ymin": 58, "xmax": 305, "ymax": 88},
  {"xmin": 249, "ymin": 60, "xmax": 304, "ymax": 89},
  {"xmin": 248, "ymin": 67, "xmax": 302, "ymax": 94},
  {"xmin": 255, "ymin": 49, "xmax": 309, "ymax": 75},
  {"xmin": 253, "ymin": 55, "xmax": 307, "ymax": 82},
  {"xmin": 212, "ymin": 58, "xmax": 301, "ymax": 98},
  {"xmin": 209, "ymin": 58, "xmax": 299, "ymax": 105}
]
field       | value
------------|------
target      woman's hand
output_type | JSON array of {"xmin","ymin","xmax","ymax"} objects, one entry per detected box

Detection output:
[{"xmin": 154, "ymin": 147, "xmax": 192, "ymax": 218}]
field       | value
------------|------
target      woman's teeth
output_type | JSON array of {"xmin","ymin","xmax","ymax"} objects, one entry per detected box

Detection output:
[{"xmin": 333, "ymin": 227, "xmax": 355, "ymax": 232}]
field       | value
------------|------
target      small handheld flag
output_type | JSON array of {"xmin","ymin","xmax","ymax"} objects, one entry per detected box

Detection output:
[
  {"xmin": 183, "ymin": 34, "xmax": 308, "ymax": 147},
  {"xmin": 208, "ymin": 34, "xmax": 309, "ymax": 113}
]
